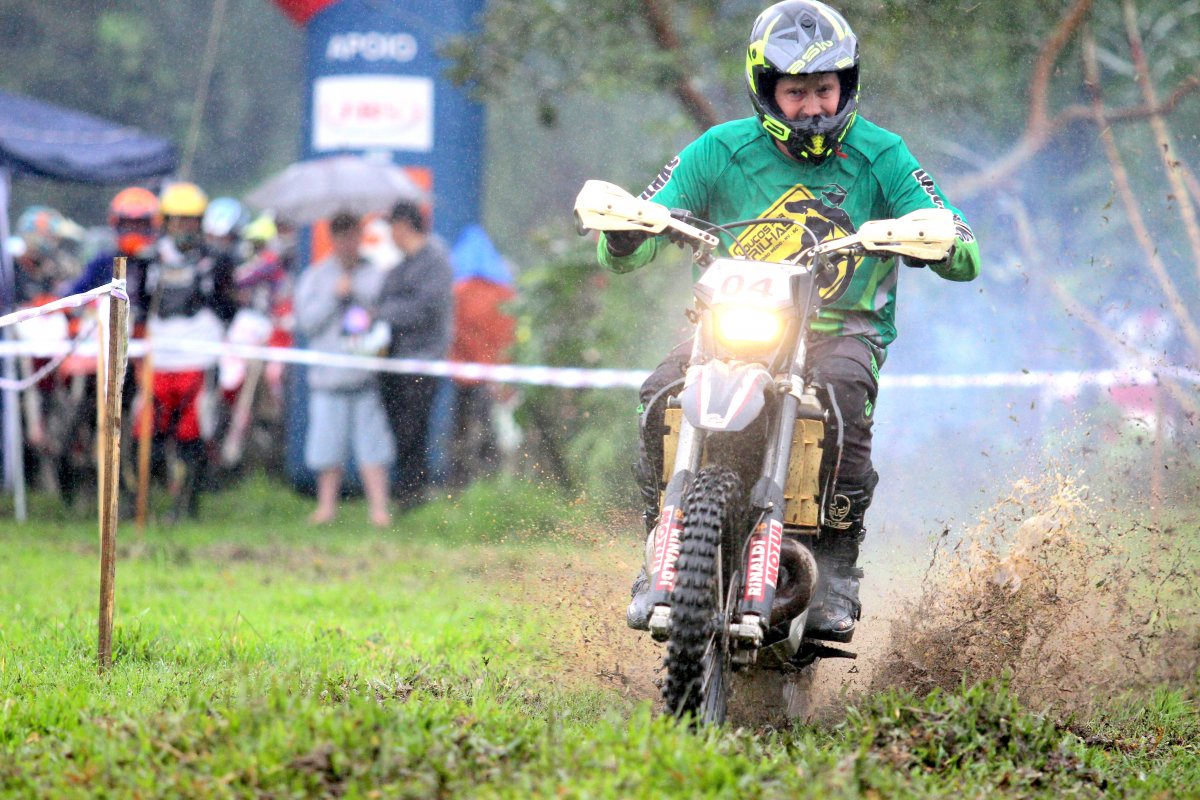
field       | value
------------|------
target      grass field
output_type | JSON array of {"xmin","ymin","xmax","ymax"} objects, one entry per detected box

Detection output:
[{"xmin": 2, "ymin": 476, "xmax": 1198, "ymax": 798}]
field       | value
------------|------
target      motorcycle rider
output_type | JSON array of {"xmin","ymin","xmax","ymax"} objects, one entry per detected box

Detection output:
[
  {"xmin": 65, "ymin": 187, "xmax": 161, "ymax": 310},
  {"xmin": 605, "ymin": 0, "xmax": 980, "ymax": 642},
  {"xmin": 143, "ymin": 181, "xmax": 237, "ymax": 520},
  {"xmin": 202, "ymin": 196, "xmax": 250, "ymax": 261}
]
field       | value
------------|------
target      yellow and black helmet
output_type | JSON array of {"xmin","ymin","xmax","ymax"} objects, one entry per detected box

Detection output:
[{"xmin": 746, "ymin": 0, "xmax": 860, "ymax": 163}]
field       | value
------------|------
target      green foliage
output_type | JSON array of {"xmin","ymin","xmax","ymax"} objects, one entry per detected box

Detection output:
[
  {"xmin": 0, "ymin": 1, "xmax": 302, "ymax": 224},
  {"xmin": 843, "ymin": 679, "xmax": 1108, "ymax": 793},
  {"xmin": 507, "ymin": 236, "xmax": 692, "ymax": 501}
]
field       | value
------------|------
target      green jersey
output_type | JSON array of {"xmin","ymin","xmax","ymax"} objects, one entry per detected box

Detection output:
[{"xmin": 598, "ymin": 116, "xmax": 980, "ymax": 349}]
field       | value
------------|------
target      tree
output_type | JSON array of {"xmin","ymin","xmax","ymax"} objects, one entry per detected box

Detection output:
[
  {"xmin": 449, "ymin": 0, "xmax": 1200, "ymax": 494},
  {"xmin": 0, "ymin": 0, "xmax": 303, "ymax": 224}
]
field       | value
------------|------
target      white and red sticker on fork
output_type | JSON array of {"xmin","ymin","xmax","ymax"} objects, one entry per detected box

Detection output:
[
  {"xmin": 652, "ymin": 505, "xmax": 684, "ymax": 592},
  {"xmin": 744, "ymin": 518, "xmax": 783, "ymax": 602}
]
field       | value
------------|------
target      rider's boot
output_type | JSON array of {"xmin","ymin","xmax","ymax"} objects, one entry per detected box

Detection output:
[
  {"xmin": 167, "ymin": 439, "xmax": 205, "ymax": 523},
  {"xmin": 150, "ymin": 432, "xmax": 170, "ymax": 484},
  {"xmin": 807, "ymin": 472, "xmax": 877, "ymax": 642},
  {"xmin": 626, "ymin": 444, "xmax": 660, "ymax": 631}
]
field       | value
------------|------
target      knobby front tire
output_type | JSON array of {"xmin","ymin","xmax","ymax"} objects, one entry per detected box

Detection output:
[{"xmin": 663, "ymin": 464, "xmax": 742, "ymax": 724}]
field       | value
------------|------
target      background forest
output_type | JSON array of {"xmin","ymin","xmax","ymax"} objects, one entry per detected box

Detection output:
[{"xmin": 1, "ymin": 0, "xmax": 1197, "ymax": 519}]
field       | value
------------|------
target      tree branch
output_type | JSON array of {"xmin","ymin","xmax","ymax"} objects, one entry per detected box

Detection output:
[
  {"xmin": 1052, "ymin": 74, "xmax": 1200, "ymax": 125},
  {"xmin": 1082, "ymin": 31, "xmax": 1200, "ymax": 361},
  {"xmin": 1006, "ymin": 195, "xmax": 1200, "ymax": 420},
  {"xmin": 949, "ymin": 0, "xmax": 1094, "ymax": 198},
  {"xmin": 1122, "ymin": 0, "xmax": 1200, "ymax": 287},
  {"xmin": 640, "ymin": 0, "xmax": 722, "ymax": 131},
  {"xmin": 1028, "ymin": 0, "xmax": 1096, "ymax": 135}
]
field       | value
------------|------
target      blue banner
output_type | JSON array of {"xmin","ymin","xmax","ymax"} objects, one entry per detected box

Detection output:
[{"xmin": 303, "ymin": 0, "xmax": 485, "ymax": 244}]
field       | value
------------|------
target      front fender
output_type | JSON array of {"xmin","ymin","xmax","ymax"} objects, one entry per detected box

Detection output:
[{"xmin": 679, "ymin": 361, "xmax": 773, "ymax": 432}]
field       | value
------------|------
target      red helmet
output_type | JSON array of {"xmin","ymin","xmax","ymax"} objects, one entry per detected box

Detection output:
[
  {"xmin": 108, "ymin": 187, "xmax": 162, "ymax": 228},
  {"xmin": 109, "ymin": 187, "xmax": 162, "ymax": 256}
]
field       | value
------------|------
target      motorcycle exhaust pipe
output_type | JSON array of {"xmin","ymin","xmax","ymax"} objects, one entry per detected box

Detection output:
[{"xmin": 769, "ymin": 537, "xmax": 818, "ymax": 628}]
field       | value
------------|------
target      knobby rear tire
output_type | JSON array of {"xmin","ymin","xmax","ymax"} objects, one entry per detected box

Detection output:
[{"xmin": 663, "ymin": 464, "xmax": 742, "ymax": 724}]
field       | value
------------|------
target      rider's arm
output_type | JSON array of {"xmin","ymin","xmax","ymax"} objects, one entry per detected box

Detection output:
[
  {"xmin": 877, "ymin": 142, "xmax": 980, "ymax": 283},
  {"xmin": 597, "ymin": 134, "xmax": 717, "ymax": 274},
  {"xmin": 63, "ymin": 253, "xmax": 113, "ymax": 297},
  {"xmin": 597, "ymin": 232, "xmax": 662, "ymax": 274}
]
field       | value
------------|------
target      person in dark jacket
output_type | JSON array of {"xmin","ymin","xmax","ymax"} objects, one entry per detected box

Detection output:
[{"xmin": 377, "ymin": 200, "xmax": 454, "ymax": 511}]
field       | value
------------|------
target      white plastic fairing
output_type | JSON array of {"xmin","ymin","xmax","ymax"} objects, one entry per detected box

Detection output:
[
  {"xmin": 573, "ymin": 180, "xmax": 719, "ymax": 248},
  {"xmin": 815, "ymin": 207, "xmax": 956, "ymax": 261},
  {"xmin": 679, "ymin": 361, "xmax": 774, "ymax": 432}
]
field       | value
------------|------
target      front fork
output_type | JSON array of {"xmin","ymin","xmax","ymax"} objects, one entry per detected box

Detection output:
[
  {"xmin": 645, "ymin": 408, "xmax": 703, "ymax": 641},
  {"xmin": 644, "ymin": 378, "xmax": 801, "ymax": 651},
  {"xmin": 730, "ymin": 388, "xmax": 798, "ymax": 659}
]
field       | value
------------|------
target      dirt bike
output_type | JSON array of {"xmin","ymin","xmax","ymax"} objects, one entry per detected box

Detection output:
[{"xmin": 574, "ymin": 180, "xmax": 955, "ymax": 724}]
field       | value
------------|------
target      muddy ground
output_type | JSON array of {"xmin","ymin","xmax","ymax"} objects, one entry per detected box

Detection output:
[{"xmin": 531, "ymin": 470, "xmax": 1200, "ymax": 728}]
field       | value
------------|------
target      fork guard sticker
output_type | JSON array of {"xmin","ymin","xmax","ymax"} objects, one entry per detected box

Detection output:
[
  {"xmin": 652, "ymin": 505, "xmax": 685, "ymax": 592},
  {"xmin": 743, "ymin": 518, "xmax": 783, "ymax": 602}
]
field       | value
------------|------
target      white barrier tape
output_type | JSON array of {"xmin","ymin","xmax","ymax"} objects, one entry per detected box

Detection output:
[
  {"xmin": 0, "ymin": 338, "xmax": 650, "ymax": 390},
  {"xmin": 0, "ymin": 318, "xmax": 99, "ymax": 392},
  {"xmin": 880, "ymin": 366, "xmax": 1200, "ymax": 389},
  {"xmin": 0, "ymin": 335, "xmax": 1194, "ymax": 391},
  {"xmin": 0, "ymin": 278, "xmax": 126, "ymax": 332}
]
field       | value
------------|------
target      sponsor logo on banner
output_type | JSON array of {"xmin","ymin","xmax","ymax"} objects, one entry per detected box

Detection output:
[
  {"xmin": 313, "ymin": 75, "xmax": 433, "ymax": 152},
  {"xmin": 652, "ymin": 506, "xmax": 684, "ymax": 592},
  {"xmin": 744, "ymin": 519, "xmax": 784, "ymax": 602},
  {"xmin": 325, "ymin": 32, "xmax": 419, "ymax": 63}
]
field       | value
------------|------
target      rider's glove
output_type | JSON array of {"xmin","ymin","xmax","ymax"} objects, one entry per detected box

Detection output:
[
  {"xmin": 605, "ymin": 229, "xmax": 651, "ymax": 257},
  {"xmin": 903, "ymin": 242, "xmax": 956, "ymax": 269}
]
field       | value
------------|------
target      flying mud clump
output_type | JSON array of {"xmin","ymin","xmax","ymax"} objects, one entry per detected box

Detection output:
[{"xmin": 873, "ymin": 469, "xmax": 1199, "ymax": 708}]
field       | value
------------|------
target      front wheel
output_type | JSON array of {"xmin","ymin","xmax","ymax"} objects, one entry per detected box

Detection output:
[{"xmin": 663, "ymin": 465, "xmax": 743, "ymax": 723}]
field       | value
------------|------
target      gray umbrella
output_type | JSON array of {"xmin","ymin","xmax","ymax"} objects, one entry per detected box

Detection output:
[{"xmin": 245, "ymin": 154, "xmax": 427, "ymax": 225}]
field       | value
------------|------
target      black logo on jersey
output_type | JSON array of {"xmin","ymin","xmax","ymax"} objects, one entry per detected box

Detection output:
[
  {"xmin": 734, "ymin": 185, "xmax": 858, "ymax": 304},
  {"xmin": 820, "ymin": 183, "xmax": 848, "ymax": 208}
]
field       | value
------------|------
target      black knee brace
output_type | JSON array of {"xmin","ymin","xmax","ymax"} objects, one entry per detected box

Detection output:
[{"xmin": 822, "ymin": 470, "xmax": 879, "ymax": 537}]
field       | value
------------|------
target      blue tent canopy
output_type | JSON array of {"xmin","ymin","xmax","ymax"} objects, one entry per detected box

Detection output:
[
  {"xmin": 0, "ymin": 89, "xmax": 178, "ymax": 183},
  {"xmin": 0, "ymin": 90, "xmax": 178, "ymax": 521}
]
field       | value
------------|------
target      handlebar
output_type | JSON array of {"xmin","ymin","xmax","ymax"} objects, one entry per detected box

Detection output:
[{"xmin": 574, "ymin": 179, "xmax": 957, "ymax": 264}]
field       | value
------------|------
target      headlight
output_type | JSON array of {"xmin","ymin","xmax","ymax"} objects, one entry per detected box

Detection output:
[{"xmin": 714, "ymin": 305, "xmax": 784, "ymax": 347}]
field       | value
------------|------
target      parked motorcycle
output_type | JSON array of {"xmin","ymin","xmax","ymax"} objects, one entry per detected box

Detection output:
[{"xmin": 574, "ymin": 180, "xmax": 955, "ymax": 724}]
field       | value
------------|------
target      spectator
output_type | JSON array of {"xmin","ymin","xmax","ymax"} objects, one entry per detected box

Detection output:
[
  {"xmin": 294, "ymin": 211, "xmax": 394, "ymax": 528},
  {"xmin": 10, "ymin": 233, "xmax": 58, "ymax": 305},
  {"xmin": 446, "ymin": 224, "xmax": 517, "ymax": 488},
  {"xmin": 377, "ymin": 200, "xmax": 454, "ymax": 511},
  {"xmin": 202, "ymin": 197, "xmax": 250, "ymax": 261},
  {"xmin": 15, "ymin": 205, "xmax": 84, "ymax": 292}
]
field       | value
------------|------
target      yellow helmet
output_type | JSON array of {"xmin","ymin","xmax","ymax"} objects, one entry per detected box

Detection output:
[
  {"xmin": 159, "ymin": 182, "xmax": 208, "ymax": 218},
  {"xmin": 243, "ymin": 212, "xmax": 278, "ymax": 244}
]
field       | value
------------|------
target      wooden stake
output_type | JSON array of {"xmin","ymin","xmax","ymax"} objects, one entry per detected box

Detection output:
[
  {"xmin": 95, "ymin": 312, "xmax": 107, "ymax": 526},
  {"xmin": 98, "ymin": 258, "xmax": 129, "ymax": 673}
]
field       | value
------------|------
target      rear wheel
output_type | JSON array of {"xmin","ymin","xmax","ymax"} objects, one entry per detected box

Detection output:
[{"xmin": 663, "ymin": 465, "xmax": 743, "ymax": 723}]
